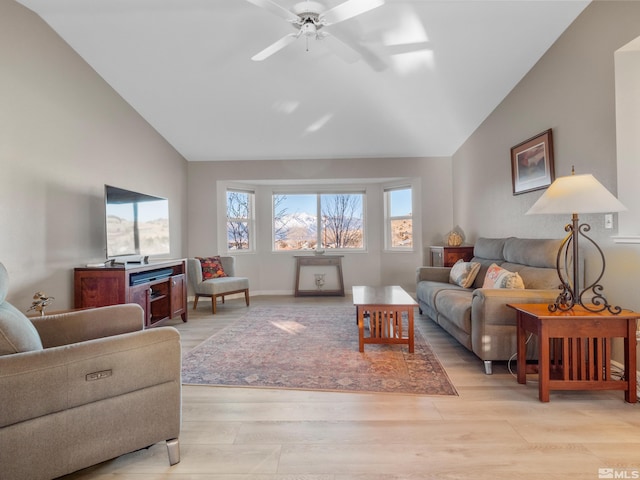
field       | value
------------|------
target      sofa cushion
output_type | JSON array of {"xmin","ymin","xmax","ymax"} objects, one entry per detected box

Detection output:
[
  {"xmin": 503, "ymin": 237, "xmax": 561, "ymax": 268},
  {"xmin": 482, "ymin": 263, "xmax": 525, "ymax": 289},
  {"xmin": 197, "ymin": 256, "xmax": 228, "ymax": 279},
  {"xmin": 434, "ymin": 289, "xmax": 473, "ymax": 333},
  {"xmin": 416, "ymin": 280, "xmax": 466, "ymax": 313},
  {"xmin": 0, "ymin": 302, "xmax": 44, "ymax": 356},
  {"xmin": 473, "ymin": 237, "xmax": 507, "ymax": 261},
  {"xmin": 449, "ymin": 260, "xmax": 481, "ymax": 288},
  {"xmin": 500, "ymin": 262, "xmax": 560, "ymax": 290},
  {"xmin": 0, "ymin": 262, "xmax": 44, "ymax": 356}
]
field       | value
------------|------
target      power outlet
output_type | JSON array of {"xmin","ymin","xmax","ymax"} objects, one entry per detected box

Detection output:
[{"xmin": 604, "ymin": 213, "xmax": 613, "ymax": 229}]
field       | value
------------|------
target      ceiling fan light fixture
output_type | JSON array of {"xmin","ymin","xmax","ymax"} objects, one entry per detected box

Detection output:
[{"xmin": 301, "ymin": 22, "xmax": 318, "ymax": 37}]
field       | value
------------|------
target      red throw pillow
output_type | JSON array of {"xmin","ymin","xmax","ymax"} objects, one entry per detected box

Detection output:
[{"xmin": 197, "ymin": 256, "xmax": 227, "ymax": 279}]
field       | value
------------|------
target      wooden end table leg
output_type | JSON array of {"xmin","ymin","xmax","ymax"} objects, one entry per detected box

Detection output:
[
  {"xmin": 538, "ymin": 327, "xmax": 550, "ymax": 402},
  {"xmin": 625, "ymin": 318, "xmax": 637, "ymax": 403},
  {"xmin": 517, "ymin": 313, "xmax": 527, "ymax": 385}
]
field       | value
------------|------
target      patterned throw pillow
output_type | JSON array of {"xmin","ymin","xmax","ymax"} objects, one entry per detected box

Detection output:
[
  {"xmin": 197, "ymin": 256, "xmax": 227, "ymax": 280},
  {"xmin": 482, "ymin": 263, "xmax": 525, "ymax": 289},
  {"xmin": 449, "ymin": 259, "xmax": 481, "ymax": 288}
]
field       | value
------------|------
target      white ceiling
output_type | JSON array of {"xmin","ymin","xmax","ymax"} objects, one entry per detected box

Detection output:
[{"xmin": 16, "ymin": 0, "xmax": 590, "ymax": 162}]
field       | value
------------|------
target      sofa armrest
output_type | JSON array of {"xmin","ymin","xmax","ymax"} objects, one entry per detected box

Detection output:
[
  {"xmin": 416, "ymin": 266, "xmax": 452, "ymax": 283},
  {"xmin": 470, "ymin": 288, "xmax": 559, "ymax": 361},
  {"xmin": 471, "ymin": 288, "xmax": 559, "ymax": 327},
  {"xmin": 30, "ymin": 304, "xmax": 144, "ymax": 348},
  {"xmin": 0, "ymin": 326, "xmax": 180, "ymax": 428}
]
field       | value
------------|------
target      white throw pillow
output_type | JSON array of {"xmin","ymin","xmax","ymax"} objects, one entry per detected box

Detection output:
[
  {"xmin": 449, "ymin": 259, "xmax": 481, "ymax": 288},
  {"xmin": 482, "ymin": 263, "xmax": 525, "ymax": 289}
]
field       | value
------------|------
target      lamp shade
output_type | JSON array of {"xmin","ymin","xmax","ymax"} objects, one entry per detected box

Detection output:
[{"xmin": 526, "ymin": 173, "xmax": 627, "ymax": 215}]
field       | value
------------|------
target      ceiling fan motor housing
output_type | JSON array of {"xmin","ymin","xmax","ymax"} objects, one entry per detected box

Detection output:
[{"xmin": 292, "ymin": 1, "xmax": 325, "ymax": 17}]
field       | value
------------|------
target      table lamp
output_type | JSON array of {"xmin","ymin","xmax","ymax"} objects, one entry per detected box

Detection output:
[{"xmin": 526, "ymin": 167, "xmax": 627, "ymax": 314}]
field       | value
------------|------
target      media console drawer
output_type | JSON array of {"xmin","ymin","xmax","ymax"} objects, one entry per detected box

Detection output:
[{"xmin": 74, "ymin": 259, "xmax": 187, "ymax": 327}]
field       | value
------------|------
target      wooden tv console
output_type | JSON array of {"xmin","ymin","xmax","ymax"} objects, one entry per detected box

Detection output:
[{"xmin": 74, "ymin": 259, "xmax": 187, "ymax": 327}]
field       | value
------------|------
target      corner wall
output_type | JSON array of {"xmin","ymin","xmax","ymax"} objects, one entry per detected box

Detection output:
[
  {"xmin": 0, "ymin": 1, "xmax": 188, "ymax": 310},
  {"xmin": 453, "ymin": 1, "xmax": 640, "ymax": 369},
  {"xmin": 454, "ymin": 0, "xmax": 640, "ymax": 309}
]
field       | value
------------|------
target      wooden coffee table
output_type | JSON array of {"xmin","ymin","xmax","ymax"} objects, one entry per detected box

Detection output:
[{"xmin": 352, "ymin": 285, "xmax": 418, "ymax": 353}]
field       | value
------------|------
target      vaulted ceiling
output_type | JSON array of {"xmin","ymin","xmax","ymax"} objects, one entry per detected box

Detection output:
[{"xmin": 16, "ymin": 0, "xmax": 590, "ymax": 161}]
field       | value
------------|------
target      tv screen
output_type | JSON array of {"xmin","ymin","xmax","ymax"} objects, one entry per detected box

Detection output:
[{"xmin": 105, "ymin": 185, "xmax": 170, "ymax": 258}]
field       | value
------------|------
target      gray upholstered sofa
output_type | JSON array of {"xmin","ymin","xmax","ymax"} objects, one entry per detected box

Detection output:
[
  {"xmin": 416, "ymin": 237, "xmax": 564, "ymax": 374},
  {"xmin": 0, "ymin": 262, "xmax": 181, "ymax": 480}
]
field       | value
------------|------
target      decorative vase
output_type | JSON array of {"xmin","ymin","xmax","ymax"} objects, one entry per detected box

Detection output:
[{"xmin": 447, "ymin": 231, "xmax": 463, "ymax": 246}]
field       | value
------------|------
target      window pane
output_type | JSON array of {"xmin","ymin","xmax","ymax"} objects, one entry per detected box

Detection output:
[
  {"xmin": 320, "ymin": 193, "xmax": 364, "ymax": 249},
  {"xmin": 227, "ymin": 191, "xmax": 250, "ymax": 250},
  {"xmin": 390, "ymin": 218, "xmax": 413, "ymax": 248},
  {"xmin": 386, "ymin": 187, "xmax": 413, "ymax": 250},
  {"xmin": 389, "ymin": 188, "xmax": 412, "ymax": 217},
  {"xmin": 273, "ymin": 194, "xmax": 318, "ymax": 251}
]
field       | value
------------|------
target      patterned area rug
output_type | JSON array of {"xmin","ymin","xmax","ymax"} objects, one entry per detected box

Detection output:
[{"xmin": 182, "ymin": 305, "xmax": 457, "ymax": 396}]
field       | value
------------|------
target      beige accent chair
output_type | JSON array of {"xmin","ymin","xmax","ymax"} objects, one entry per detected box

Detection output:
[
  {"xmin": 0, "ymin": 262, "xmax": 181, "ymax": 480},
  {"xmin": 188, "ymin": 257, "xmax": 250, "ymax": 314}
]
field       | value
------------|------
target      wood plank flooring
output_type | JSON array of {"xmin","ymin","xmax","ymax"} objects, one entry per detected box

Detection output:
[{"xmin": 62, "ymin": 295, "xmax": 640, "ymax": 479}]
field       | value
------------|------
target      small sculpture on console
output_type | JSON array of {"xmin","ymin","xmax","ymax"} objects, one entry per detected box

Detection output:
[{"xmin": 28, "ymin": 291, "xmax": 55, "ymax": 316}]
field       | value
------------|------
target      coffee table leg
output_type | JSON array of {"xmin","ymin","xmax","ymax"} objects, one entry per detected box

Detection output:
[{"xmin": 408, "ymin": 308, "xmax": 414, "ymax": 353}]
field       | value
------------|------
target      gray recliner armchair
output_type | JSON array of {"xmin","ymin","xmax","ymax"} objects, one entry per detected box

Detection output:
[
  {"xmin": 188, "ymin": 257, "xmax": 250, "ymax": 314},
  {"xmin": 0, "ymin": 262, "xmax": 181, "ymax": 480}
]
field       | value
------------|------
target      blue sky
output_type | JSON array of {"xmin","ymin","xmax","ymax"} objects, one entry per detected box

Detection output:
[{"xmin": 275, "ymin": 189, "xmax": 412, "ymax": 217}]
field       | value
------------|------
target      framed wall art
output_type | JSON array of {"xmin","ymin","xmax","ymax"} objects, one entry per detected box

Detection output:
[{"xmin": 510, "ymin": 129, "xmax": 555, "ymax": 195}]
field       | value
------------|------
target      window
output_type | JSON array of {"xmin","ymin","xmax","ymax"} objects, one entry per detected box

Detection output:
[
  {"xmin": 226, "ymin": 189, "xmax": 254, "ymax": 251},
  {"xmin": 273, "ymin": 192, "xmax": 364, "ymax": 251},
  {"xmin": 385, "ymin": 186, "xmax": 413, "ymax": 250}
]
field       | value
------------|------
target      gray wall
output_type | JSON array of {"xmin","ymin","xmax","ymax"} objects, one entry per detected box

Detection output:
[
  {"xmin": 453, "ymin": 0, "xmax": 640, "ymax": 310},
  {"xmin": 0, "ymin": 1, "xmax": 188, "ymax": 310},
  {"xmin": 453, "ymin": 1, "xmax": 640, "ymax": 365}
]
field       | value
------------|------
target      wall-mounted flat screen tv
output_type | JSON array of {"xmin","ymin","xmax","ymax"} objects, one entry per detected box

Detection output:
[{"xmin": 105, "ymin": 185, "xmax": 170, "ymax": 259}]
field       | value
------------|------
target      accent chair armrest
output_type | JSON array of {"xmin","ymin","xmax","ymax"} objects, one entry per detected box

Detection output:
[{"xmin": 30, "ymin": 304, "xmax": 145, "ymax": 348}]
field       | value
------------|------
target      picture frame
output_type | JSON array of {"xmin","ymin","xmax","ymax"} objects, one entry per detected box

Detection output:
[{"xmin": 510, "ymin": 129, "xmax": 555, "ymax": 195}]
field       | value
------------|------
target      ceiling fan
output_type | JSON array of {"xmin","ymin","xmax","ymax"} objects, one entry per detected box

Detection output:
[{"xmin": 245, "ymin": 0, "xmax": 385, "ymax": 62}]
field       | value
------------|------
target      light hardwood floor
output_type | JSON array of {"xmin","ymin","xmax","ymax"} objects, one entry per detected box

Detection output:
[{"xmin": 63, "ymin": 295, "xmax": 640, "ymax": 479}]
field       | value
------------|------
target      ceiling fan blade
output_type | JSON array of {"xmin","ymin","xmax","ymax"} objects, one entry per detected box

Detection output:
[
  {"xmin": 318, "ymin": 32, "xmax": 360, "ymax": 64},
  {"xmin": 386, "ymin": 41, "xmax": 432, "ymax": 56},
  {"xmin": 323, "ymin": 29, "xmax": 387, "ymax": 71},
  {"xmin": 244, "ymin": 0, "xmax": 300, "ymax": 23},
  {"xmin": 322, "ymin": 0, "xmax": 384, "ymax": 26},
  {"xmin": 251, "ymin": 33, "xmax": 299, "ymax": 61}
]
